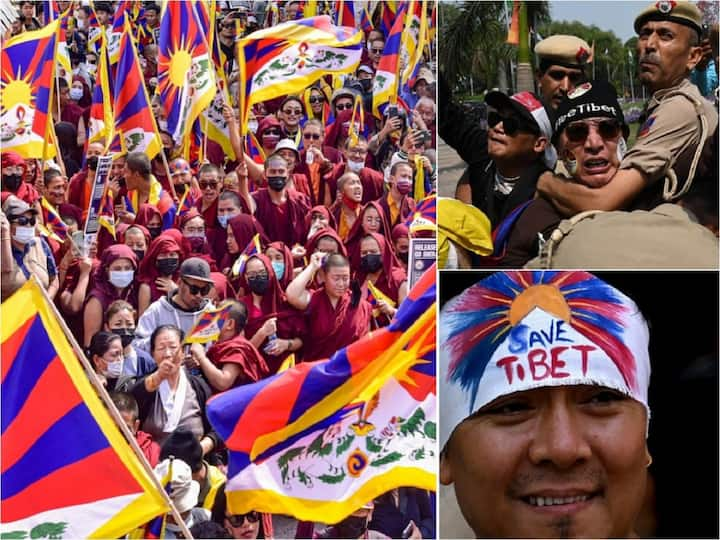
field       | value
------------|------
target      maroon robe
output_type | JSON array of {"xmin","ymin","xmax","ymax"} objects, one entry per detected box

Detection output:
[
  {"xmin": 251, "ymin": 188, "xmax": 310, "ymax": 247},
  {"xmin": 326, "ymin": 162, "xmax": 385, "ymax": 204},
  {"xmin": 207, "ymin": 333, "xmax": 270, "ymax": 391},
  {"xmin": 239, "ymin": 255, "xmax": 307, "ymax": 373},
  {"xmin": 377, "ymin": 191, "xmax": 416, "ymax": 229},
  {"xmin": 302, "ymin": 287, "xmax": 372, "ymax": 362},
  {"xmin": 137, "ymin": 235, "xmax": 183, "ymax": 303},
  {"xmin": 344, "ymin": 201, "xmax": 394, "ymax": 270}
]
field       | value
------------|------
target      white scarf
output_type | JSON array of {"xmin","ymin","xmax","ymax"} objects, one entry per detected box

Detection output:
[{"xmin": 158, "ymin": 370, "xmax": 188, "ymax": 433}]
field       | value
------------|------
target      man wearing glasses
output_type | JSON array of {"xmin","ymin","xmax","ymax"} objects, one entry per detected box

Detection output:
[
  {"xmin": 537, "ymin": 0, "xmax": 718, "ymax": 215},
  {"xmin": 495, "ymin": 81, "xmax": 630, "ymax": 267},
  {"xmin": 455, "ymin": 91, "xmax": 554, "ymax": 228},
  {"xmin": 133, "ymin": 258, "xmax": 216, "ymax": 353}
]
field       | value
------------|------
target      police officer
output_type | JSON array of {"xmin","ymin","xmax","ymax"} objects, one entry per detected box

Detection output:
[{"xmin": 537, "ymin": 0, "xmax": 718, "ymax": 215}]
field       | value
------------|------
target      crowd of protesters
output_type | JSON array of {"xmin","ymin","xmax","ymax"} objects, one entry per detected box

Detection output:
[{"xmin": 1, "ymin": 1, "xmax": 437, "ymax": 538}]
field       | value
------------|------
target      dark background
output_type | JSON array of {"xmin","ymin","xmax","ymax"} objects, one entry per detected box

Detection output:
[{"xmin": 439, "ymin": 271, "xmax": 719, "ymax": 538}]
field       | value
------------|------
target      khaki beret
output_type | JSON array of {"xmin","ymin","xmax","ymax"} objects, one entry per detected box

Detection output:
[
  {"xmin": 534, "ymin": 35, "xmax": 593, "ymax": 69},
  {"xmin": 634, "ymin": 0, "xmax": 703, "ymax": 37}
]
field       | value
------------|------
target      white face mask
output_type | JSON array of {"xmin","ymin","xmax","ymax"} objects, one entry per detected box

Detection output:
[
  {"xmin": 13, "ymin": 226, "xmax": 35, "ymax": 244},
  {"xmin": 86, "ymin": 63, "xmax": 97, "ymax": 75},
  {"xmin": 104, "ymin": 357, "xmax": 123, "ymax": 378},
  {"xmin": 347, "ymin": 159, "xmax": 364, "ymax": 173},
  {"xmin": 157, "ymin": 119, "xmax": 168, "ymax": 132},
  {"xmin": 69, "ymin": 87, "xmax": 84, "ymax": 101},
  {"xmin": 248, "ymin": 119, "xmax": 259, "ymax": 133},
  {"xmin": 109, "ymin": 270, "xmax": 134, "ymax": 289}
]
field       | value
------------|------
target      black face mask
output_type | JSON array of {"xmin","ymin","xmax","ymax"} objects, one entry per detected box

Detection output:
[
  {"xmin": 132, "ymin": 249, "xmax": 145, "ymax": 262},
  {"xmin": 267, "ymin": 176, "xmax": 287, "ymax": 191},
  {"xmin": 359, "ymin": 78, "xmax": 372, "ymax": 92},
  {"xmin": 247, "ymin": 275, "xmax": 270, "ymax": 295},
  {"xmin": 175, "ymin": 182, "xmax": 187, "ymax": 195},
  {"xmin": 147, "ymin": 226, "xmax": 162, "ymax": 239},
  {"xmin": 2, "ymin": 174, "xmax": 22, "ymax": 192},
  {"xmin": 111, "ymin": 328, "xmax": 135, "ymax": 348},
  {"xmin": 156, "ymin": 258, "xmax": 179, "ymax": 276},
  {"xmin": 398, "ymin": 251, "xmax": 408, "ymax": 264},
  {"xmin": 336, "ymin": 516, "xmax": 369, "ymax": 539},
  {"xmin": 86, "ymin": 155, "xmax": 99, "ymax": 170},
  {"xmin": 360, "ymin": 253, "xmax": 383, "ymax": 273}
]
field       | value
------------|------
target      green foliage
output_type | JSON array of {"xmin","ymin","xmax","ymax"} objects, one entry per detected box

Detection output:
[
  {"xmin": 423, "ymin": 421, "xmax": 437, "ymax": 440},
  {"xmin": 279, "ymin": 446, "xmax": 305, "ymax": 484},
  {"xmin": 411, "ymin": 447, "xmax": 426, "ymax": 461},
  {"xmin": 366, "ymin": 436, "xmax": 383, "ymax": 453},
  {"xmin": 399, "ymin": 408, "xmax": 425, "ymax": 437},
  {"xmin": 370, "ymin": 451, "xmax": 403, "ymax": 467},
  {"xmin": 1, "ymin": 532, "xmax": 28, "ymax": 540},
  {"xmin": 336, "ymin": 433, "xmax": 355, "ymax": 456},
  {"xmin": 318, "ymin": 471, "xmax": 347, "ymax": 485},
  {"xmin": 306, "ymin": 433, "xmax": 325, "ymax": 456},
  {"xmin": 29, "ymin": 523, "xmax": 67, "ymax": 540}
]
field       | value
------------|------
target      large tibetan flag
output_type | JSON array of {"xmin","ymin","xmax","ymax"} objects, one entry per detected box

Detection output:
[
  {"xmin": 0, "ymin": 280, "xmax": 169, "ymax": 538},
  {"xmin": 400, "ymin": 0, "xmax": 428, "ymax": 88},
  {"xmin": 206, "ymin": 266, "xmax": 436, "ymax": 523},
  {"xmin": 0, "ymin": 20, "xmax": 59, "ymax": 159},
  {"xmin": 113, "ymin": 21, "xmax": 163, "ymax": 159},
  {"xmin": 237, "ymin": 15, "xmax": 362, "ymax": 134},
  {"xmin": 371, "ymin": 2, "xmax": 407, "ymax": 119},
  {"xmin": 158, "ymin": 1, "xmax": 216, "ymax": 155}
]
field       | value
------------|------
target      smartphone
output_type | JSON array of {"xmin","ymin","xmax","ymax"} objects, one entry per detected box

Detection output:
[
  {"xmin": 71, "ymin": 231, "xmax": 85, "ymax": 257},
  {"xmin": 388, "ymin": 105, "xmax": 399, "ymax": 118}
]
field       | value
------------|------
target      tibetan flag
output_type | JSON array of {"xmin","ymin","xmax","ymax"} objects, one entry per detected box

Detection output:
[
  {"xmin": 206, "ymin": 266, "xmax": 436, "ymax": 523},
  {"xmin": 264, "ymin": 1, "xmax": 280, "ymax": 28},
  {"xmin": 405, "ymin": 195, "xmax": 436, "ymax": 234},
  {"xmin": 377, "ymin": 0, "xmax": 397, "ymax": 38},
  {"xmin": 359, "ymin": 6, "xmax": 373, "ymax": 34},
  {"xmin": 412, "ymin": 154, "xmax": 430, "ymax": 201},
  {"xmin": 185, "ymin": 302, "xmax": 234, "ymax": 344},
  {"xmin": 87, "ymin": 40, "xmax": 114, "ymax": 147},
  {"xmin": 245, "ymin": 131, "xmax": 265, "ymax": 164},
  {"xmin": 366, "ymin": 280, "xmax": 396, "ymax": 319},
  {"xmin": 86, "ymin": 5, "xmax": 103, "ymax": 53},
  {"xmin": 0, "ymin": 20, "xmax": 59, "ymax": 159},
  {"xmin": 400, "ymin": 0, "xmax": 428, "ymax": 88},
  {"xmin": 196, "ymin": 0, "xmax": 236, "ymax": 161},
  {"xmin": 371, "ymin": 2, "xmax": 407, "ymax": 119},
  {"xmin": 232, "ymin": 234, "xmax": 262, "ymax": 277},
  {"xmin": 37, "ymin": 223, "xmax": 63, "ymax": 244},
  {"xmin": 158, "ymin": 1, "xmax": 216, "ymax": 154},
  {"xmin": 97, "ymin": 189, "xmax": 116, "ymax": 239},
  {"xmin": 0, "ymin": 279, "xmax": 170, "ymax": 538},
  {"xmin": 40, "ymin": 198, "xmax": 69, "ymax": 241},
  {"xmin": 136, "ymin": 459, "xmax": 173, "ymax": 539},
  {"xmin": 333, "ymin": 0, "xmax": 355, "ymax": 28},
  {"xmin": 108, "ymin": 1, "xmax": 132, "ymax": 66},
  {"xmin": 42, "ymin": 0, "xmax": 62, "ymax": 25},
  {"xmin": 113, "ymin": 20, "xmax": 163, "ymax": 159},
  {"xmin": 237, "ymin": 15, "xmax": 362, "ymax": 134},
  {"xmin": 176, "ymin": 188, "xmax": 196, "ymax": 220},
  {"xmin": 347, "ymin": 94, "xmax": 365, "ymax": 147}
]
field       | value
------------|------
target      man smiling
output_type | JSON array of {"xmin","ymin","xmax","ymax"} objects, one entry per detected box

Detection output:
[{"xmin": 440, "ymin": 271, "xmax": 652, "ymax": 538}]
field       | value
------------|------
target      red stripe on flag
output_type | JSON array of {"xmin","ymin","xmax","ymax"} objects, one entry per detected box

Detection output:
[
  {"xmin": 1, "ymin": 446, "xmax": 143, "ymax": 522},
  {"xmin": 1, "ymin": 357, "xmax": 82, "ymax": 474},
  {"xmin": 0, "ymin": 316, "xmax": 36, "ymax": 384},
  {"xmin": 228, "ymin": 362, "xmax": 315, "ymax": 450}
]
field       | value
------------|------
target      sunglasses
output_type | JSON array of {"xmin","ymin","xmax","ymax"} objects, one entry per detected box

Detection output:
[
  {"xmin": 546, "ymin": 70, "xmax": 585, "ymax": 84},
  {"xmin": 303, "ymin": 133, "xmax": 321, "ymax": 140},
  {"xmin": 370, "ymin": 48, "xmax": 384, "ymax": 54},
  {"xmin": 335, "ymin": 103, "xmax": 353, "ymax": 111},
  {"xmin": 10, "ymin": 215, "xmax": 36, "ymax": 226},
  {"xmin": 565, "ymin": 119, "xmax": 621, "ymax": 143},
  {"xmin": 263, "ymin": 129, "xmax": 281, "ymax": 136},
  {"xmin": 309, "ymin": 96, "xmax": 325, "ymax": 104},
  {"xmin": 487, "ymin": 111, "xmax": 539, "ymax": 137},
  {"xmin": 182, "ymin": 278, "xmax": 212, "ymax": 296},
  {"xmin": 226, "ymin": 512, "xmax": 260, "ymax": 527},
  {"xmin": 199, "ymin": 181, "xmax": 218, "ymax": 189},
  {"xmin": 282, "ymin": 109, "xmax": 302, "ymax": 116}
]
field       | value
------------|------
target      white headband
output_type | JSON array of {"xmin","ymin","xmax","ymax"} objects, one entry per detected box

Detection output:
[{"xmin": 440, "ymin": 271, "xmax": 651, "ymax": 449}]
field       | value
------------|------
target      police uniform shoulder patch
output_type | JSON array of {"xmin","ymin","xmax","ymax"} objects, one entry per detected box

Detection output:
[{"xmin": 638, "ymin": 115, "xmax": 656, "ymax": 138}]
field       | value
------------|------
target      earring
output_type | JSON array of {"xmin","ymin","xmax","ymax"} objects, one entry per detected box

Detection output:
[{"xmin": 646, "ymin": 454, "xmax": 653, "ymax": 467}]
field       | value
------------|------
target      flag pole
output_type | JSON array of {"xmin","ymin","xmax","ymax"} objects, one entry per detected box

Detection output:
[
  {"xmin": 159, "ymin": 149, "xmax": 179, "ymax": 201},
  {"xmin": 29, "ymin": 275, "xmax": 195, "ymax": 540}
]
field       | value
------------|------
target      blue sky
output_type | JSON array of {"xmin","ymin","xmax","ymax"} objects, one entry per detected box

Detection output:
[{"xmin": 549, "ymin": 1, "xmax": 649, "ymax": 43}]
